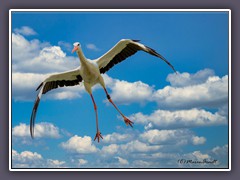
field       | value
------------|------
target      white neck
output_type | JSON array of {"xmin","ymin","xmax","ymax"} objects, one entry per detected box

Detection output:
[{"xmin": 76, "ymin": 47, "xmax": 87, "ymax": 64}]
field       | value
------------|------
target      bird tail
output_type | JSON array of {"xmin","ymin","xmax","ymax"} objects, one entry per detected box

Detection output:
[
  {"xmin": 30, "ymin": 83, "xmax": 44, "ymax": 139},
  {"xmin": 30, "ymin": 96, "xmax": 41, "ymax": 138}
]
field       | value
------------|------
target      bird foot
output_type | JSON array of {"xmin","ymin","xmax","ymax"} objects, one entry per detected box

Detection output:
[
  {"xmin": 94, "ymin": 131, "xmax": 103, "ymax": 143},
  {"xmin": 124, "ymin": 117, "xmax": 134, "ymax": 128}
]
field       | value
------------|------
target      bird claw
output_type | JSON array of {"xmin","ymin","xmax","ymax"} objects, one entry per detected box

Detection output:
[
  {"xmin": 124, "ymin": 117, "xmax": 134, "ymax": 128},
  {"xmin": 94, "ymin": 131, "xmax": 103, "ymax": 143}
]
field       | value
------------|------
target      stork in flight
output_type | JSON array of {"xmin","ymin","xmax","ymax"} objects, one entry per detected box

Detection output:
[{"xmin": 30, "ymin": 39, "xmax": 176, "ymax": 142}]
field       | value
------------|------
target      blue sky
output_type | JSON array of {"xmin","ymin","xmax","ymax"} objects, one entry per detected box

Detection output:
[{"xmin": 11, "ymin": 10, "xmax": 229, "ymax": 169}]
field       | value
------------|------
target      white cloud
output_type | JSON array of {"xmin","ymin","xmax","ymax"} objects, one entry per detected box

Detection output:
[
  {"xmin": 14, "ymin": 26, "xmax": 37, "ymax": 36},
  {"xmin": 129, "ymin": 108, "xmax": 227, "ymax": 129},
  {"xmin": 153, "ymin": 74, "xmax": 228, "ymax": 109},
  {"xmin": 40, "ymin": 46, "xmax": 66, "ymax": 59},
  {"xmin": 61, "ymin": 135, "xmax": 98, "ymax": 154},
  {"xmin": 217, "ymin": 104, "xmax": 228, "ymax": 117},
  {"xmin": 12, "ymin": 32, "xmax": 79, "ymax": 74},
  {"xmin": 105, "ymin": 69, "xmax": 228, "ymax": 109},
  {"xmin": 120, "ymin": 140, "xmax": 161, "ymax": 153},
  {"xmin": 111, "ymin": 81, "xmax": 153, "ymax": 105},
  {"xmin": 12, "ymin": 149, "xmax": 66, "ymax": 168},
  {"xmin": 47, "ymin": 159, "xmax": 66, "ymax": 168},
  {"xmin": 103, "ymin": 70, "xmax": 228, "ymax": 109},
  {"xmin": 115, "ymin": 157, "xmax": 129, "ymax": 165},
  {"xmin": 192, "ymin": 151, "xmax": 210, "ymax": 160},
  {"xmin": 101, "ymin": 144, "xmax": 119, "ymax": 155},
  {"xmin": 78, "ymin": 159, "xmax": 88, "ymax": 165},
  {"xmin": 103, "ymin": 132, "xmax": 134, "ymax": 144},
  {"xmin": 12, "ymin": 149, "xmax": 42, "ymax": 168},
  {"xmin": 50, "ymin": 90, "xmax": 82, "ymax": 100},
  {"xmin": 192, "ymin": 136, "xmax": 206, "ymax": 145},
  {"xmin": 12, "ymin": 72, "xmax": 47, "ymax": 101},
  {"xmin": 211, "ymin": 144, "xmax": 228, "ymax": 156},
  {"xmin": 86, "ymin": 43, "xmax": 100, "ymax": 51},
  {"xmin": 140, "ymin": 129, "xmax": 206, "ymax": 146},
  {"xmin": 167, "ymin": 69, "xmax": 215, "ymax": 87},
  {"xmin": 12, "ymin": 33, "xmax": 47, "ymax": 64},
  {"xmin": 13, "ymin": 149, "xmax": 42, "ymax": 160},
  {"xmin": 12, "ymin": 122, "xmax": 61, "ymax": 139},
  {"xmin": 103, "ymin": 74, "xmax": 154, "ymax": 105}
]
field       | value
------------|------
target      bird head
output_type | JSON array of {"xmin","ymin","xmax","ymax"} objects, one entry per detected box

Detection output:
[{"xmin": 72, "ymin": 42, "xmax": 81, "ymax": 53}]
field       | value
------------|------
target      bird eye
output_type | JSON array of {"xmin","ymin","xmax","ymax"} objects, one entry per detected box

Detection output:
[{"xmin": 78, "ymin": 43, "xmax": 80, "ymax": 46}]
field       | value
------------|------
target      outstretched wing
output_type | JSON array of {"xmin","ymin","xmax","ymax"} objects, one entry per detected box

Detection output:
[
  {"xmin": 30, "ymin": 67, "xmax": 82, "ymax": 138},
  {"xmin": 96, "ymin": 39, "xmax": 176, "ymax": 74}
]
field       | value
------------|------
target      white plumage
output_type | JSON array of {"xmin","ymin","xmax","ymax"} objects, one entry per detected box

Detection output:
[{"xmin": 30, "ymin": 39, "xmax": 176, "ymax": 142}]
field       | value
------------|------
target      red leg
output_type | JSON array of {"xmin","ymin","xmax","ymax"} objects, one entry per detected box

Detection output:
[
  {"xmin": 90, "ymin": 94, "xmax": 103, "ymax": 142},
  {"xmin": 103, "ymin": 88, "xmax": 134, "ymax": 127}
]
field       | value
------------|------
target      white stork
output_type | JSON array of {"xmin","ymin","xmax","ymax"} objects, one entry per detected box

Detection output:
[{"xmin": 30, "ymin": 39, "xmax": 176, "ymax": 142}]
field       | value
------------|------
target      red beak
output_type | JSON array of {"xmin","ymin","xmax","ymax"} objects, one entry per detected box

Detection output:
[{"xmin": 72, "ymin": 46, "xmax": 78, "ymax": 53}]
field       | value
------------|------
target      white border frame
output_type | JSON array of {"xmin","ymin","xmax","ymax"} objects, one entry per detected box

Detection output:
[{"xmin": 9, "ymin": 9, "xmax": 231, "ymax": 172}]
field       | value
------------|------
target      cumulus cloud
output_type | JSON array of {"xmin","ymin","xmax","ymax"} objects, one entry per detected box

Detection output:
[
  {"xmin": 110, "ymin": 81, "xmax": 153, "ymax": 105},
  {"xmin": 103, "ymin": 132, "xmax": 134, "ymax": 144},
  {"xmin": 167, "ymin": 68, "xmax": 215, "ymax": 87},
  {"xmin": 104, "ymin": 69, "xmax": 228, "ymax": 109},
  {"xmin": 176, "ymin": 145, "xmax": 228, "ymax": 168},
  {"xmin": 102, "ymin": 69, "xmax": 228, "ymax": 109},
  {"xmin": 12, "ymin": 149, "xmax": 42, "ymax": 160},
  {"xmin": 47, "ymin": 159, "xmax": 66, "ymax": 168},
  {"xmin": 61, "ymin": 135, "xmax": 98, "ymax": 154},
  {"xmin": 49, "ymin": 89, "xmax": 82, "ymax": 100},
  {"xmin": 120, "ymin": 140, "xmax": 161, "ymax": 153},
  {"xmin": 12, "ymin": 33, "xmax": 48, "ymax": 65},
  {"xmin": 130, "ymin": 108, "xmax": 227, "ymax": 129},
  {"xmin": 12, "ymin": 149, "xmax": 42, "ymax": 168},
  {"xmin": 192, "ymin": 136, "xmax": 206, "ymax": 145},
  {"xmin": 14, "ymin": 26, "xmax": 37, "ymax": 36},
  {"xmin": 140, "ymin": 129, "xmax": 206, "ymax": 146},
  {"xmin": 40, "ymin": 46, "xmax": 66, "ymax": 59},
  {"xmin": 78, "ymin": 159, "xmax": 88, "ymax": 165},
  {"xmin": 12, "ymin": 32, "xmax": 78, "ymax": 74},
  {"xmin": 192, "ymin": 151, "xmax": 210, "ymax": 160},
  {"xmin": 12, "ymin": 149, "xmax": 66, "ymax": 168},
  {"xmin": 153, "ymin": 75, "xmax": 228, "ymax": 110},
  {"xmin": 115, "ymin": 157, "xmax": 129, "ymax": 165},
  {"xmin": 12, "ymin": 72, "xmax": 48, "ymax": 101},
  {"xmin": 103, "ymin": 74, "xmax": 154, "ymax": 105},
  {"xmin": 101, "ymin": 144, "xmax": 119, "ymax": 155},
  {"xmin": 179, "ymin": 151, "xmax": 213, "ymax": 167},
  {"xmin": 211, "ymin": 144, "xmax": 228, "ymax": 156},
  {"xmin": 12, "ymin": 122, "xmax": 61, "ymax": 139}
]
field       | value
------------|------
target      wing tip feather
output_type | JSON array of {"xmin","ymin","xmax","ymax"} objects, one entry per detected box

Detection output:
[
  {"xmin": 145, "ymin": 45, "xmax": 177, "ymax": 73},
  {"xmin": 30, "ymin": 96, "xmax": 41, "ymax": 139},
  {"xmin": 131, "ymin": 39, "xmax": 141, "ymax": 42},
  {"xmin": 36, "ymin": 82, "xmax": 43, "ymax": 91}
]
